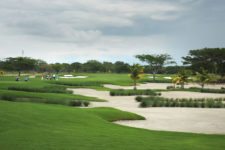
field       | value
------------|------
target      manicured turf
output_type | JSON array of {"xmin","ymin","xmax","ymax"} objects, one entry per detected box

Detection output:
[
  {"xmin": 0, "ymin": 101, "xmax": 225, "ymax": 150},
  {"xmin": 1, "ymin": 73, "xmax": 225, "ymax": 150}
]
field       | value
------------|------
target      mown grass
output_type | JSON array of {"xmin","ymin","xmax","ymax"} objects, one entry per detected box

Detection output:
[{"xmin": 0, "ymin": 101, "xmax": 225, "ymax": 150}]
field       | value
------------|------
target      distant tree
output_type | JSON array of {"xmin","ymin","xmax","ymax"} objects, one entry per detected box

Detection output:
[
  {"xmin": 51, "ymin": 63, "xmax": 63, "ymax": 74},
  {"xmin": 182, "ymin": 48, "xmax": 225, "ymax": 76},
  {"xmin": 136, "ymin": 54, "xmax": 175, "ymax": 81},
  {"xmin": 61, "ymin": 63, "xmax": 73, "ymax": 73},
  {"xmin": 164, "ymin": 66, "xmax": 185, "ymax": 74},
  {"xmin": 0, "ymin": 57, "xmax": 37, "ymax": 76},
  {"xmin": 35, "ymin": 59, "xmax": 48, "ymax": 72},
  {"xmin": 114, "ymin": 61, "xmax": 130, "ymax": 73},
  {"xmin": 71, "ymin": 62, "xmax": 82, "ymax": 73},
  {"xmin": 195, "ymin": 68, "xmax": 211, "ymax": 89},
  {"xmin": 130, "ymin": 64, "xmax": 144, "ymax": 90},
  {"xmin": 102, "ymin": 61, "xmax": 114, "ymax": 73},
  {"xmin": 83, "ymin": 60, "xmax": 103, "ymax": 73}
]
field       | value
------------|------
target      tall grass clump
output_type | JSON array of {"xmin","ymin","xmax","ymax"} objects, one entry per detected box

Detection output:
[
  {"xmin": 8, "ymin": 86, "xmax": 72, "ymax": 94},
  {"xmin": 110, "ymin": 89, "xmax": 160, "ymax": 96},
  {"xmin": 138, "ymin": 97, "xmax": 225, "ymax": 108},
  {"xmin": 200, "ymin": 88, "xmax": 225, "ymax": 94}
]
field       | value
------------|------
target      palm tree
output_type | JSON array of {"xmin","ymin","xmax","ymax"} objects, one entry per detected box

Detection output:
[
  {"xmin": 195, "ymin": 68, "xmax": 211, "ymax": 89},
  {"xmin": 130, "ymin": 64, "xmax": 144, "ymax": 90},
  {"xmin": 173, "ymin": 69, "xmax": 192, "ymax": 89}
]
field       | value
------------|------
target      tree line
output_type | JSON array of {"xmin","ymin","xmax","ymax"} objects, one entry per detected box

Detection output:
[{"xmin": 0, "ymin": 48, "xmax": 224, "ymax": 77}]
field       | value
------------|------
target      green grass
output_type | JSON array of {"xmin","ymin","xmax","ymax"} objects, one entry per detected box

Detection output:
[
  {"xmin": 1, "ymin": 73, "xmax": 225, "ymax": 149},
  {"xmin": 0, "ymin": 101, "xmax": 225, "ymax": 150},
  {"xmin": 0, "ymin": 89, "xmax": 104, "ymax": 105}
]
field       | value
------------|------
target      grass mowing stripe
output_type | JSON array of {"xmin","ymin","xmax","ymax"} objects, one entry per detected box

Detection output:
[{"xmin": 0, "ymin": 101, "xmax": 225, "ymax": 150}]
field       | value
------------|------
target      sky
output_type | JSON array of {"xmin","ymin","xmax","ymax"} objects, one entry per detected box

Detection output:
[{"xmin": 0, "ymin": 0, "xmax": 225, "ymax": 64}]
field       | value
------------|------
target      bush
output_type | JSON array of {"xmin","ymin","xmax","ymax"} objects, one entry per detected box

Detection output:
[
  {"xmin": 68, "ymin": 100, "xmax": 90, "ymax": 107},
  {"xmin": 135, "ymin": 96, "xmax": 143, "ymax": 102},
  {"xmin": 83, "ymin": 101, "xmax": 90, "ymax": 107},
  {"xmin": 69, "ymin": 100, "xmax": 82, "ymax": 107},
  {"xmin": 166, "ymin": 86, "xmax": 175, "ymax": 90},
  {"xmin": 140, "ymin": 101, "xmax": 148, "ymax": 108},
  {"xmin": 1, "ymin": 95, "xmax": 15, "ymax": 101}
]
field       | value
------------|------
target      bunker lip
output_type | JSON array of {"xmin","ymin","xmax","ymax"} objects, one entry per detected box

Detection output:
[{"xmin": 70, "ymin": 88, "xmax": 225, "ymax": 134}]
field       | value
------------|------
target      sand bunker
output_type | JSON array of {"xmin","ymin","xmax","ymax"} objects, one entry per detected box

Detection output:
[
  {"xmin": 60, "ymin": 76, "xmax": 88, "ymax": 79},
  {"xmin": 104, "ymin": 83, "xmax": 225, "ymax": 90},
  {"xmin": 70, "ymin": 88, "xmax": 225, "ymax": 134}
]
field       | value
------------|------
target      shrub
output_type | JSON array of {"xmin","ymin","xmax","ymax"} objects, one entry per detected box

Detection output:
[
  {"xmin": 135, "ymin": 96, "xmax": 143, "ymax": 102},
  {"xmin": 140, "ymin": 101, "xmax": 148, "ymax": 108},
  {"xmin": 69, "ymin": 100, "xmax": 82, "ymax": 107},
  {"xmin": 166, "ymin": 86, "xmax": 175, "ymax": 90},
  {"xmin": 1, "ymin": 95, "xmax": 15, "ymax": 101},
  {"xmin": 83, "ymin": 101, "xmax": 90, "ymax": 107}
]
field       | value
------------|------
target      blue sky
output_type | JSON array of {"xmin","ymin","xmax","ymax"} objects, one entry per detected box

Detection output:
[{"xmin": 0, "ymin": 0, "xmax": 224, "ymax": 64}]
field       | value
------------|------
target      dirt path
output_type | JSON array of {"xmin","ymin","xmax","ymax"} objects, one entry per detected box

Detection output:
[{"xmin": 70, "ymin": 88, "xmax": 225, "ymax": 134}]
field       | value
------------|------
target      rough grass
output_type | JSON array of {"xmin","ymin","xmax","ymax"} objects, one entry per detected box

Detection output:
[
  {"xmin": 110, "ymin": 89, "xmax": 160, "ymax": 96},
  {"xmin": 138, "ymin": 96, "xmax": 225, "ymax": 108},
  {"xmin": 8, "ymin": 85, "xmax": 72, "ymax": 94},
  {"xmin": 0, "ymin": 89, "xmax": 105, "ymax": 106},
  {"xmin": 0, "ymin": 101, "xmax": 225, "ymax": 150}
]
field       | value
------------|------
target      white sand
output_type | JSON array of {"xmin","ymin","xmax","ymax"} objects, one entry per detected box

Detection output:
[
  {"xmin": 104, "ymin": 83, "xmax": 225, "ymax": 90},
  {"xmin": 70, "ymin": 88, "xmax": 225, "ymax": 134},
  {"xmin": 60, "ymin": 76, "xmax": 88, "ymax": 79}
]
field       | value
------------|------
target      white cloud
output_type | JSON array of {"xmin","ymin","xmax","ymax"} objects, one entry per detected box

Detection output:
[{"xmin": 0, "ymin": 0, "xmax": 224, "ymax": 64}]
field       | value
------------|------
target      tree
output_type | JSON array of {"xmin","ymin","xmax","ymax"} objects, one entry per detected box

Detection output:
[
  {"xmin": 0, "ymin": 57, "xmax": 37, "ymax": 76},
  {"xmin": 174, "ymin": 69, "xmax": 192, "ymax": 89},
  {"xmin": 129, "ymin": 64, "xmax": 144, "ymax": 90},
  {"xmin": 136, "ymin": 54, "xmax": 175, "ymax": 81},
  {"xmin": 195, "ymin": 68, "xmax": 211, "ymax": 89},
  {"xmin": 51, "ymin": 63, "xmax": 63, "ymax": 74},
  {"xmin": 102, "ymin": 61, "xmax": 114, "ymax": 73},
  {"xmin": 182, "ymin": 48, "xmax": 225, "ymax": 76},
  {"xmin": 83, "ymin": 60, "xmax": 103, "ymax": 73},
  {"xmin": 114, "ymin": 61, "xmax": 130, "ymax": 73},
  {"xmin": 71, "ymin": 62, "xmax": 82, "ymax": 73}
]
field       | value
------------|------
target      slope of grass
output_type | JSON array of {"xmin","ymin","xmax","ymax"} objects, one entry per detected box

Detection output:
[
  {"xmin": 0, "ymin": 89, "xmax": 105, "ymax": 106},
  {"xmin": 0, "ymin": 101, "xmax": 225, "ymax": 150}
]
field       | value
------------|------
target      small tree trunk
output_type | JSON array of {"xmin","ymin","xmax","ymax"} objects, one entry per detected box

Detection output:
[
  {"xmin": 18, "ymin": 71, "xmax": 21, "ymax": 77},
  {"xmin": 181, "ymin": 82, "xmax": 184, "ymax": 89},
  {"xmin": 153, "ymin": 72, "xmax": 156, "ymax": 81},
  {"xmin": 201, "ymin": 83, "xmax": 204, "ymax": 89},
  {"xmin": 134, "ymin": 80, "xmax": 137, "ymax": 90}
]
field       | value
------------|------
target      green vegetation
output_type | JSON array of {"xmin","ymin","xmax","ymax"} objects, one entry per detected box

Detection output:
[
  {"xmin": 137, "ymin": 96, "xmax": 225, "ymax": 108},
  {"xmin": 110, "ymin": 89, "xmax": 160, "ymax": 96},
  {"xmin": 201, "ymin": 88, "xmax": 225, "ymax": 94},
  {"xmin": 136, "ymin": 54, "xmax": 175, "ymax": 81},
  {"xmin": 1, "ymin": 101, "xmax": 225, "ymax": 150},
  {"xmin": 0, "ymin": 89, "xmax": 104, "ymax": 106},
  {"xmin": 8, "ymin": 85, "xmax": 72, "ymax": 94},
  {"xmin": 129, "ymin": 64, "xmax": 144, "ymax": 90}
]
